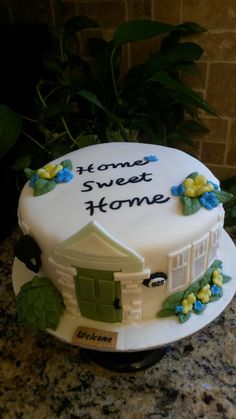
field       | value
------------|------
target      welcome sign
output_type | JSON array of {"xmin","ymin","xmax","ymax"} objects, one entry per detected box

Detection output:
[{"xmin": 72, "ymin": 326, "xmax": 118, "ymax": 349}]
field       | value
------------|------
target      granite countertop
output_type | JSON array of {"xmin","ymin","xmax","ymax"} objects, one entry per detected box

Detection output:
[{"xmin": 0, "ymin": 228, "xmax": 236, "ymax": 419}]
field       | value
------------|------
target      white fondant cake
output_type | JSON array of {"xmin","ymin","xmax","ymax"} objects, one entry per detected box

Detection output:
[{"xmin": 17, "ymin": 142, "xmax": 225, "ymax": 325}]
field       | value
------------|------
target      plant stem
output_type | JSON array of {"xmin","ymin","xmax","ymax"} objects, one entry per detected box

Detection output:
[
  {"xmin": 36, "ymin": 85, "xmax": 47, "ymax": 109},
  {"xmin": 110, "ymin": 48, "xmax": 119, "ymax": 101},
  {"xmin": 61, "ymin": 116, "xmax": 77, "ymax": 145},
  {"xmin": 21, "ymin": 130, "xmax": 49, "ymax": 154}
]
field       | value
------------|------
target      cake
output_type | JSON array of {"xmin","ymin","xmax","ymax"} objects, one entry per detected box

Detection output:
[{"xmin": 14, "ymin": 142, "xmax": 233, "ymax": 336}]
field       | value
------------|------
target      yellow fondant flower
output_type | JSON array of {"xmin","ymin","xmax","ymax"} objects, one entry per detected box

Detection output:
[
  {"xmin": 37, "ymin": 163, "xmax": 63, "ymax": 180},
  {"xmin": 197, "ymin": 284, "xmax": 212, "ymax": 303},
  {"xmin": 181, "ymin": 293, "xmax": 196, "ymax": 314},
  {"xmin": 212, "ymin": 269, "xmax": 223, "ymax": 288},
  {"xmin": 184, "ymin": 175, "xmax": 214, "ymax": 197}
]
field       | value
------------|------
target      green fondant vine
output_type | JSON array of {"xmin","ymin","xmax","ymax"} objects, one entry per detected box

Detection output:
[
  {"xmin": 16, "ymin": 276, "xmax": 64, "ymax": 333},
  {"xmin": 157, "ymin": 260, "xmax": 231, "ymax": 323}
]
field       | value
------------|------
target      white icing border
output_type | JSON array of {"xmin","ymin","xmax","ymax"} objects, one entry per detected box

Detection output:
[{"xmin": 12, "ymin": 230, "xmax": 236, "ymax": 352}]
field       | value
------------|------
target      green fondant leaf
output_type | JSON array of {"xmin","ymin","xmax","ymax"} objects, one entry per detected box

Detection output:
[
  {"xmin": 16, "ymin": 276, "xmax": 64, "ymax": 333},
  {"xmin": 200, "ymin": 268, "xmax": 214, "ymax": 287},
  {"xmin": 222, "ymin": 274, "xmax": 231, "ymax": 284},
  {"xmin": 34, "ymin": 178, "xmax": 56, "ymax": 196},
  {"xmin": 44, "ymin": 299, "xmax": 61, "ymax": 311},
  {"xmin": 163, "ymin": 290, "xmax": 185, "ymax": 309},
  {"xmin": 210, "ymin": 259, "xmax": 223, "ymax": 270},
  {"xmin": 60, "ymin": 159, "xmax": 72, "ymax": 170},
  {"xmin": 34, "ymin": 306, "xmax": 47, "ymax": 321},
  {"xmin": 212, "ymin": 189, "xmax": 233, "ymax": 204},
  {"xmin": 44, "ymin": 287, "xmax": 62, "ymax": 303},
  {"xmin": 37, "ymin": 319, "xmax": 48, "ymax": 330},
  {"xmin": 185, "ymin": 172, "xmax": 199, "ymax": 180},
  {"xmin": 25, "ymin": 305, "xmax": 35, "ymax": 321},
  {"xmin": 47, "ymin": 310, "xmax": 63, "ymax": 325},
  {"xmin": 26, "ymin": 287, "xmax": 40, "ymax": 305},
  {"xmin": 178, "ymin": 312, "xmax": 191, "ymax": 323},
  {"xmin": 183, "ymin": 281, "xmax": 201, "ymax": 298},
  {"xmin": 24, "ymin": 168, "xmax": 36, "ymax": 180},
  {"xmin": 33, "ymin": 291, "xmax": 45, "ymax": 309},
  {"xmin": 181, "ymin": 196, "xmax": 201, "ymax": 215},
  {"xmin": 157, "ymin": 308, "xmax": 175, "ymax": 318}
]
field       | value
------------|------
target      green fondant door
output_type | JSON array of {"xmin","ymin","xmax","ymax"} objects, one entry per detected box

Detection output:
[{"xmin": 75, "ymin": 267, "xmax": 122, "ymax": 323}]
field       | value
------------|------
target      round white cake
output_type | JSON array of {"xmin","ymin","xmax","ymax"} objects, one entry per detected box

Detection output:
[{"xmin": 16, "ymin": 142, "xmax": 226, "ymax": 327}]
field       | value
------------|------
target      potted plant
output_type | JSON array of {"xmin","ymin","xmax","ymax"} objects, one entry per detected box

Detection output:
[{"xmin": 0, "ymin": 17, "xmax": 217, "ymax": 236}]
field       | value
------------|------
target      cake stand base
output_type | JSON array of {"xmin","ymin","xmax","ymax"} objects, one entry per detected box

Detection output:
[{"xmin": 81, "ymin": 347, "xmax": 169, "ymax": 372}]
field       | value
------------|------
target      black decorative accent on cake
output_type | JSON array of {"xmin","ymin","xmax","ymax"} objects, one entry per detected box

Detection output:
[
  {"xmin": 14, "ymin": 235, "xmax": 41, "ymax": 273},
  {"xmin": 143, "ymin": 272, "xmax": 168, "ymax": 287}
]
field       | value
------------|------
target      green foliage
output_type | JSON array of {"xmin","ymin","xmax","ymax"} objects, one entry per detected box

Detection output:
[
  {"xmin": 221, "ymin": 176, "xmax": 236, "ymax": 227},
  {"xmin": 16, "ymin": 276, "xmax": 64, "ymax": 333},
  {"xmin": 0, "ymin": 16, "xmax": 216, "ymax": 172},
  {"xmin": 0, "ymin": 105, "xmax": 22, "ymax": 159}
]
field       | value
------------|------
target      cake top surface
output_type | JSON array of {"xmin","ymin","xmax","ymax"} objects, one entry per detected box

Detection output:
[{"xmin": 18, "ymin": 142, "xmax": 221, "ymax": 272}]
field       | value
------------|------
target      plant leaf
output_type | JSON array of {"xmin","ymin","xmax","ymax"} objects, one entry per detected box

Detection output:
[
  {"xmin": 113, "ymin": 20, "xmax": 175, "ymax": 48},
  {"xmin": 64, "ymin": 16, "xmax": 98, "ymax": 37},
  {"xmin": 175, "ymin": 21, "xmax": 207, "ymax": 36},
  {"xmin": 180, "ymin": 120, "xmax": 209, "ymax": 133},
  {"xmin": 10, "ymin": 155, "xmax": 33, "ymax": 171},
  {"xmin": 150, "ymin": 71, "xmax": 218, "ymax": 116},
  {"xmin": 42, "ymin": 103, "xmax": 74, "ymax": 118},
  {"xmin": 77, "ymin": 90, "xmax": 106, "ymax": 111},
  {"xmin": 166, "ymin": 42, "xmax": 204, "ymax": 63},
  {"xmin": 0, "ymin": 105, "xmax": 22, "ymax": 159},
  {"xmin": 181, "ymin": 196, "xmax": 201, "ymax": 215}
]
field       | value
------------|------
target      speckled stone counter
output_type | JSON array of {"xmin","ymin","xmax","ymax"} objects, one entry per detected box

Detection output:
[{"xmin": 0, "ymin": 228, "xmax": 236, "ymax": 419}]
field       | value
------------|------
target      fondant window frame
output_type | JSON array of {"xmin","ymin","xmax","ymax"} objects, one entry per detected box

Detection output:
[
  {"xmin": 191, "ymin": 233, "xmax": 209, "ymax": 281},
  {"xmin": 168, "ymin": 245, "xmax": 191, "ymax": 291},
  {"xmin": 208, "ymin": 223, "xmax": 221, "ymax": 266}
]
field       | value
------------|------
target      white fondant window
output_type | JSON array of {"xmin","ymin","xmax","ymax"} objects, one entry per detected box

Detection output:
[
  {"xmin": 168, "ymin": 245, "xmax": 191, "ymax": 291},
  {"xmin": 191, "ymin": 234, "xmax": 209, "ymax": 281},
  {"xmin": 208, "ymin": 223, "xmax": 221, "ymax": 265}
]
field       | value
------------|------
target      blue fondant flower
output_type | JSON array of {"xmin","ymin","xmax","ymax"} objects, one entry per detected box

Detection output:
[
  {"xmin": 55, "ymin": 168, "xmax": 74, "ymax": 183},
  {"xmin": 208, "ymin": 181, "xmax": 220, "ymax": 190},
  {"xmin": 193, "ymin": 300, "xmax": 206, "ymax": 312},
  {"xmin": 144, "ymin": 155, "xmax": 159, "ymax": 162},
  {"xmin": 199, "ymin": 192, "xmax": 219, "ymax": 210},
  {"xmin": 211, "ymin": 284, "xmax": 221, "ymax": 297},
  {"xmin": 175, "ymin": 305, "xmax": 184, "ymax": 314},
  {"xmin": 29, "ymin": 173, "xmax": 39, "ymax": 188},
  {"xmin": 171, "ymin": 183, "xmax": 185, "ymax": 196}
]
